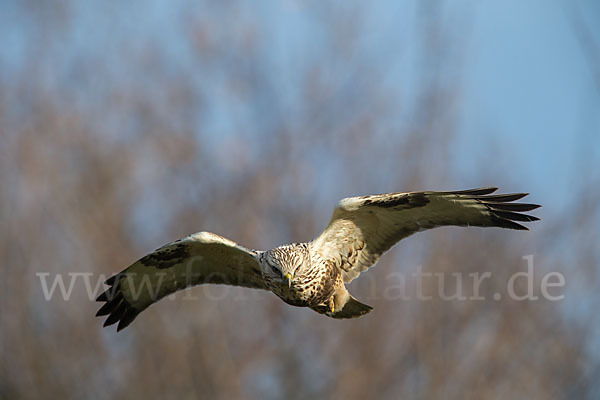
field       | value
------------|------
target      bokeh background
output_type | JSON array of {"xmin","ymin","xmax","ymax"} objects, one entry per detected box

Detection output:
[{"xmin": 1, "ymin": 1, "xmax": 599, "ymax": 399}]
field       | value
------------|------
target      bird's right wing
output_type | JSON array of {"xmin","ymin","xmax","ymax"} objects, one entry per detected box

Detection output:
[
  {"xmin": 311, "ymin": 188, "xmax": 540, "ymax": 284},
  {"xmin": 96, "ymin": 231, "xmax": 266, "ymax": 331}
]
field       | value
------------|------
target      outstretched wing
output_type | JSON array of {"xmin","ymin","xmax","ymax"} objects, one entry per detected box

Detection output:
[
  {"xmin": 96, "ymin": 231, "xmax": 266, "ymax": 331},
  {"xmin": 311, "ymin": 188, "xmax": 540, "ymax": 283}
]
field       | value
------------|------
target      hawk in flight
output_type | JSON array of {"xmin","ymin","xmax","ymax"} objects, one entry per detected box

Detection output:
[{"xmin": 96, "ymin": 187, "xmax": 540, "ymax": 331}]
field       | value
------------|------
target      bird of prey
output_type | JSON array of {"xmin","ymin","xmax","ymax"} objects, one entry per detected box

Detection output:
[{"xmin": 96, "ymin": 187, "xmax": 540, "ymax": 331}]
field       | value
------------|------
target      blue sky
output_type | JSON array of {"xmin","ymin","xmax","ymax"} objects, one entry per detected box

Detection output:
[
  {"xmin": 1, "ymin": 0, "xmax": 598, "ymax": 214},
  {"xmin": 457, "ymin": 1, "xmax": 599, "ymax": 207}
]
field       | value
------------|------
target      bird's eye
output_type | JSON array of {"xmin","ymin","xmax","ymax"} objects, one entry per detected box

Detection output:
[{"xmin": 270, "ymin": 264, "xmax": 282, "ymax": 276}]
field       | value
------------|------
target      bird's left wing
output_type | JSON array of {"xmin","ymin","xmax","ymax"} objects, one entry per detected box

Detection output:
[
  {"xmin": 311, "ymin": 188, "xmax": 540, "ymax": 283},
  {"xmin": 96, "ymin": 231, "xmax": 266, "ymax": 331}
]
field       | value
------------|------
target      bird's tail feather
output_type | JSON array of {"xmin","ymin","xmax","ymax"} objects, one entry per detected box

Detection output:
[{"xmin": 311, "ymin": 295, "xmax": 373, "ymax": 319}]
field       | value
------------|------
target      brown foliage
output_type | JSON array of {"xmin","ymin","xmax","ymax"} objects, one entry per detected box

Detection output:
[{"xmin": 1, "ymin": 2, "xmax": 598, "ymax": 399}]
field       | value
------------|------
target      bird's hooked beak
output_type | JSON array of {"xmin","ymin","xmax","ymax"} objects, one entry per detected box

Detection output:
[{"xmin": 284, "ymin": 273, "xmax": 293, "ymax": 288}]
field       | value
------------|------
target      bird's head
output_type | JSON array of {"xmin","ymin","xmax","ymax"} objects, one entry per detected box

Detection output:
[{"xmin": 261, "ymin": 244, "xmax": 308, "ymax": 288}]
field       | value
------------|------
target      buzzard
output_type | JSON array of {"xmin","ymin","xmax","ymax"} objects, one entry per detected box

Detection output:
[{"xmin": 96, "ymin": 187, "xmax": 540, "ymax": 331}]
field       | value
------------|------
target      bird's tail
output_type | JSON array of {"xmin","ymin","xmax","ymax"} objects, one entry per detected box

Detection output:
[{"xmin": 311, "ymin": 295, "xmax": 373, "ymax": 319}]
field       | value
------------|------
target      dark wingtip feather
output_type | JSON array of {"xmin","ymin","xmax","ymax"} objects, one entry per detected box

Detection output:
[
  {"xmin": 96, "ymin": 293, "xmax": 123, "ymax": 317},
  {"xmin": 487, "ymin": 202, "xmax": 541, "ymax": 212},
  {"xmin": 103, "ymin": 301, "xmax": 127, "ymax": 327},
  {"xmin": 116, "ymin": 308, "xmax": 139, "ymax": 332},
  {"xmin": 97, "ymin": 281, "xmax": 138, "ymax": 332},
  {"xmin": 492, "ymin": 217, "xmax": 530, "ymax": 230},
  {"xmin": 96, "ymin": 303, "xmax": 112, "ymax": 317},
  {"xmin": 452, "ymin": 187, "xmax": 498, "ymax": 196},
  {"xmin": 468, "ymin": 189, "xmax": 540, "ymax": 230},
  {"xmin": 475, "ymin": 193, "xmax": 528, "ymax": 202},
  {"xmin": 96, "ymin": 291, "xmax": 108, "ymax": 302},
  {"xmin": 493, "ymin": 210, "xmax": 540, "ymax": 222}
]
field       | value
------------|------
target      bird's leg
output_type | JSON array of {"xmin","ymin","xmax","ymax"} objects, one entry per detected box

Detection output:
[{"xmin": 326, "ymin": 297, "xmax": 335, "ymax": 314}]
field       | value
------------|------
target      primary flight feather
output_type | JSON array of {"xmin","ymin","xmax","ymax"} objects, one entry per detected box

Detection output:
[{"xmin": 96, "ymin": 187, "xmax": 540, "ymax": 331}]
